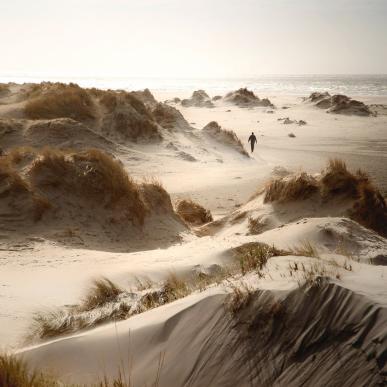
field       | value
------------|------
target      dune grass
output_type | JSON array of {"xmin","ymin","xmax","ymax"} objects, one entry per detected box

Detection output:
[
  {"xmin": 0, "ymin": 353, "xmax": 164, "ymax": 387},
  {"xmin": 0, "ymin": 354, "xmax": 58, "ymax": 387},
  {"xmin": 233, "ymin": 242, "xmax": 289, "ymax": 276},
  {"xmin": 0, "ymin": 83, "xmax": 10, "ymax": 95},
  {"xmin": 0, "ymin": 157, "xmax": 30, "ymax": 195},
  {"xmin": 263, "ymin": 158, "xmax": 387, "ymax": 236},
  {"xmin": 350, "ymin": 175, "xmax": 387, "ymax": 237},
  {"xmin": 3, "ymin": 146, "xmax": 37, "ymax": 165},
  {"xmin": 264, "ymin": 172, "xmax": 319, "ymax": 203},
  {"xmin": 247, "ymin": 216, "xmax": 263, "ymax": 235},
  {"xmin": 321, "ymin": 158, "xmax": 360, "ymax": 198},
  {"xmin": 203, "ymin": 121, "xmax": 249, "ymax": 157},
  {"xmin": 175, "ymin": 199, "xmax": 213, "ymax": 226},
  {"xmin": 2, "ymin": 147, "xmax": 170, "ymax": 226},
  {"xmin": 225, "ymin": 282, "xmax": 254, "ymax": 316},
  {"xmin": 25, "ymin": 83, "xmax": 95, "ymax": 121},
  {"xmin": 29, "ymin": 266, "xmax": 233, "ymax": 342},
  {"xmin": 290, "ymin": 240, "xmax": 319, "ymax": 258},
  {"xmin": 0, "ymin": 156, "xmax": 51, "ymax": 221},
  {"xmin": 28, "ymin": 148, "xmax": 147, "ymax": 224},
  {"xmin": 81, "ymin": 278, "xmax": 125, "ymax": 312},
  {"xmin": 27, "ymin": 237, "xmax": 350, "ymax": 342}
]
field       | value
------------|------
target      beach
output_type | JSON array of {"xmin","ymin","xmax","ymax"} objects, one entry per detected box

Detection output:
[{"xmin": 0, "ymin": 81, "xmax": 386, "ymax": 386}]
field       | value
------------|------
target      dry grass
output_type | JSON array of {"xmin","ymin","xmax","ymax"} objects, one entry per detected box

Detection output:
[
  {"xmin": 4, "ymin": 146, "xmax": 37, "ymax": 165},
  {"xmin": 321, "ymin": 158, "xmax": 360, "ymax": 198},
  {"xmin": 350, "ymin": 178, "xmax": 387, "ymax": 237},
  {"xmin": 25, "ymin": 83, "xmax": 95, "ymax": 121},
  {"xmin": 0, "ymin": 155, "xmax": 52, "ymax": 221},
  {"xmin": 151, "ymin": 103, "xmax": 186, "ymax": 130},
  {"xmin": 28, "ymin": 266, "xmax": 233, "ymax": 342},
  {"xmin": 264, "ymin": 172, "xmax": 319, "ymax": 203},
  {"xmin": 29, "ymin": 277, "xmax": 128, "ymax": 341},
  {"xmin": 247, "ymin": 216, "xmax": 263, "ymax": 234},
  {"xmin": 30, "ymin": 309, "xmax": 88, "ymax": 341},
  {"xmin": 233, "ymin": 242, "xmax": 289, "ymax": 276},
  {"xmin": 137, "ymin": 272, "xmax": 191, "ymax": 312},
  {"xmin": 0, "ymin": 354, "xmax": 58, "ymax": 387},
  {"xmin": 32, "ymin": 195, "xmax": 52, "ymax": 222},
  {"xmin": 0, "ymin": 353, "xmax": 164, "ymax": 387},
  {"xmin": 176, "ymin": 199, "xmax": 213, "ymax": 226},
  {"xmin": 29, "ymin": 148, "xmax": 147, "ymax": 224},
  {"xmin": 99, "ymin": 90, "xmax": 119, "ymax": 112},
  {"xmin": 98, "ymin": 90, "xmax": 160, "ymax": 141},
  {"xmin": 162, "ymin": 272, "xmax": 190, "ymax": 300},
  {"xmin": 139, "ymin": 178, "xmax": 174, "ymax": 213},
  {"xmin": 2, "ymin": 146, "xmax": 180, "ymax": 235},
  {"xmin": 0, "ymin": 83, "xmax": 10, "ymax": 95},
  {"xmin": 81, "ymin": 278, "xmax": 124, "ymax": 312},
  {"xmin": 0, "ymin": 157, "xmax": 31, "ymax": 196},
  {"xmin": 290, "ymin": 240, "xmax": 319, "ymax": 258},
  {"xmin": 263, "ymin": 159, "xmax": 386, "ymax": 236},
  {"xmin": 321, "ymin": 159, "xmax": 386, "ymax": 236},
  {"xmin": 225, "ymin": 282, "xmax": 254, "ymax": 316}
]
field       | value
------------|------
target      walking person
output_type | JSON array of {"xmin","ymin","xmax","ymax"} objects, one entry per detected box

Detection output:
[{"xmin": 248, "ymin": 132, "xmax": 257, "ymax": 153}]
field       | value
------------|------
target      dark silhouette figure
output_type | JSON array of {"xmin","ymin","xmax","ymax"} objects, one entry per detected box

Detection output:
[{"xmin": 248, "ymin": 132, "xmax": 257, "ymax": 153}]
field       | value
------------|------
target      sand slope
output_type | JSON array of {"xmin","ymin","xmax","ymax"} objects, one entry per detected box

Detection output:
[
  {"xmin": 1, "ymin": 84, "xmax": 387, "ymax": 386},
  {"xmin": 19, "ymin": 276, "xmax": 387, "ymax": 386}
]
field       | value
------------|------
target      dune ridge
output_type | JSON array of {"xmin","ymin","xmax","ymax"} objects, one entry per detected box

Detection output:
[{"xmin": 0, "ymin": 148, "xmax": 186, "ymax": 251}]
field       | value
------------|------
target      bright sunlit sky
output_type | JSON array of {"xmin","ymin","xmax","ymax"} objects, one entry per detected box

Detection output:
[{"xmin": 1, "ymin": 0, "xmax": 386, "ymax": 78}]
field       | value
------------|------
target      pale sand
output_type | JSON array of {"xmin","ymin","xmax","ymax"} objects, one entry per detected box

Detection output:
[{"xmin": 0, "ymin": 86, "xmax": 386, "ymax": 385}]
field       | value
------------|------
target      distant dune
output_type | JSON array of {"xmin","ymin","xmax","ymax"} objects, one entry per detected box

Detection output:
[{"xmin": 305, "ymin": 91, "xmax": 375, "ymax": 116}]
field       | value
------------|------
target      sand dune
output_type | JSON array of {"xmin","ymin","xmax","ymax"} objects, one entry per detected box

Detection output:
[
  {"xmin": 1, "ymin": 83, "xmax": 387, "ymax": 386},
  {"xmin": 0, "ymin": 148, "xmax": 187, "ymax": 251},
  {"xmin": 18, "ymin": 267, "xmax": 387, "ymax": 386},
  {"xmin": 224, "ymin": 88, "xmax": 274, "ymax": 108},
  {"xmin": 305, "ymin": 91, "xmax": 375, "ymax": 116},
  {"xmin": 202, "ymin": 121, "xmax": 249, "ymax": 157},
  {"xmin": 181, "ymin": 90, "xmax": 214, "ymax": 108}
]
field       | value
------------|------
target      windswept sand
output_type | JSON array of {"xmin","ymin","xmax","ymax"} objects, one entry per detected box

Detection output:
[{"xmin": 1, "ymin": 84, "xmax": 386, "ymax": 386}]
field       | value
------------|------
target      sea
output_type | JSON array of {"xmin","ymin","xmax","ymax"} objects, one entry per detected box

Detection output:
[{"xmin": 1, "ymin": 74, "xmax": 387, "ymax": 96}]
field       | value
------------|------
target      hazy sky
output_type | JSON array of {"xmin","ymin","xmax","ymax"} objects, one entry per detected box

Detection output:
[{"xmin": 1, "ymin": 0, "xmax": 386, "ymax": 78}]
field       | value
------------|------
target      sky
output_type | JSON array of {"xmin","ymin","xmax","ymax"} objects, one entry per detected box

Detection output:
[{"xmin": 0, "ymin": 0, "xmax": 386, "ymax": 78}]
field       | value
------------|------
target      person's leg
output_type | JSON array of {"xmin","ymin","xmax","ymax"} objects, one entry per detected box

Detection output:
[{"xmin": 251, "ymin": 142, "xmax": 254, "ymax": 153}]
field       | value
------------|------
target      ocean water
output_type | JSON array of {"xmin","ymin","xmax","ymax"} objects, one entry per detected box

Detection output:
[{"xmin": 1, "ymin": 74, "xmax": 387, "ymax": 96}]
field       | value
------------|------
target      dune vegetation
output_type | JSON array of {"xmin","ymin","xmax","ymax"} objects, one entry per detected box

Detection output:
[
  {"xmin": 26, "ymin": 239, "xmax": 354, "ymax": 343},
  {"xmin": 0, "ymin": 147, "xmax": 178, "ymax": 229},
  {"xmin": 25, "ymin": 83, "xmax": 96, "ymax": 121},
  {"xmin": 175, "ymin": 199, "xmax": 213, "ymax": 226},
  {"xmin": 0, "ymin": 353, "xmax": 164, "ymax": 387},
  {"xmin": 264, "ymin": 159, "xmax": 387, "ymax": 236},
  {"xmin": 0, "ymin": 83, "xmax": 10, "ymax": 95},
  {"xmin": 202, "ymin": 121, "xmax": 249, "ymax": 157}
]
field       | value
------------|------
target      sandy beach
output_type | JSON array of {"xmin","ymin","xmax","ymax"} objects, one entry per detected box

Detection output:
[{"xmin": 0, "ymin": 82, "xmax": 386, "ymax": 386}]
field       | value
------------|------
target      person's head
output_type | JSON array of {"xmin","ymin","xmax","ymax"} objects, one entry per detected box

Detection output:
[{"xmin": 252, "ymin": 132, "xmax": 254, "ymax": 135}]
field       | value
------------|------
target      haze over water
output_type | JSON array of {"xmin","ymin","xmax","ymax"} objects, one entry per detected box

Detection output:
[{"xmin": 1, "ymin": 75, "xmax": 387, "ymax": 96}]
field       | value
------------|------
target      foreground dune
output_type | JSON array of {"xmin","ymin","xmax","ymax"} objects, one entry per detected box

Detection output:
[{"xmin": 18, "ymin": 260, "xmax": 387, "ymax": 386}]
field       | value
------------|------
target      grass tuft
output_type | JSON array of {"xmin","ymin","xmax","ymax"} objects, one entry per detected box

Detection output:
[
  {"xmin": 81, "ymin": 278, "xmax": 124, "ymax": 312},
  {"xmin": 233, "ymin": 242, "xmax": 289, "ymax": 275},
  {"xmin": 0, "ymin": 354, "xmax": 58, "ymax": 387},
  {"xmin": 28, "ymin": 148, "xmax": 147, "ymax": 224},
  {"xmin": 225, "ymin": 282, "xmax": 254, "ymax": 316},
  {"xmin": 264, "ymin": 172, "xmax": 319, "ymax": 203},
  {"xmin": 176, "ymin": 199, "xmax": 213, "ymax": 226},
  {"xmin": 290, "ymin": 240, "xmax": 319, "ymax": 258},
  {"xmin": 25, "ymin": 83, "xmax": 95, "ymax": 121},
  {"xmin": 247, "ymin": 216, "xmax": 263, "ymax": 234},
  {"xmin": 263, "ymin": 159, "xmax": 387, "ymax": 236}
]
